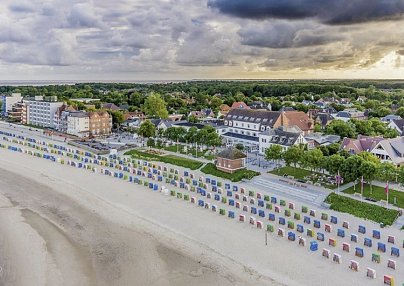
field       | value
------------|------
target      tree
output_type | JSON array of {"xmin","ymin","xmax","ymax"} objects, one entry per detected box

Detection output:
[
  {"xmin": 384, "ymin": 128, "xmax": 399, "ymax": 139},
  {"xmin": 325, "ymin": 120, "xmax": 356, "ymax": 138},
  {"xmin": 359, "ymin": 161, "xmax": 378, "ymax": 192},
  {"xmin": 325, "ymin": 154, "xmax": 345, "ymax": 175},
  {"xmin": 188, "ymin": 115, "xmax": 199, "ymax": 123},
  {"xmin": 147, "ymin": 138, "xmax": 155, "ymax": 147},
  {"xmin": 144, "ymin": 93, "xmax": 168, "ymax": 119},
  {"xmin": 377, "ymin": 162, "xmax": 396, "ymax": 182},
  {"xmin": 397, "ymin": 166, "xmax": 404, "ymax": 186},
  {"xmin": 300, "ymin": 149, "xmax": 323, "ymax": 171},
  {"xmin": 358, "ymin": 151, "xmax": 380, "ymax": 165},
  {"xmin": 314, "ymin": 123, "xmax": 322, "ymax": 132},
  {"xmin": 138, "ymin": 120, "xmax": 156, "ymax": 138},
  {"xmin": 185, "ymin": 127, "xmax": 198, "ymax": 145},
  {"xmin": 265, "ymin": 145, "xmax": 283, "ymax": 164},
  {"xmin": 395, "ymin": 106, "xmax": 404, "ymax": 118},
  {"xmin": 235, "ymin": 143, "xmax": 244, "ymax": 151},
  {"xmin": 282, "ymin": 145, "xmax": 304, "ymax": 169},
  {"xmin": 340, "ymin": 155, "xmax": 364, "ymax": 182},
  {"xmin": 210, "ymin": 96, "xmax": 223, "ymax": 110},
  {"xmin": 371, "ymin": 106, "xmax": 391, "ymax": 118},
  {"xmin": 109, "ymin": 110, "xmax": 124, "ymax": 128}
]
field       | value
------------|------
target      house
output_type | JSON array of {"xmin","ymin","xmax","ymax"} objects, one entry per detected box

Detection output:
[
  {"xmin": 305, "ymin": 133, "xmax": 341, "ymax": 149},
  {"xmin": 88, "ymin": 112, "xmax": 113, "ymax": 137},
  {"xmin": 371, "ymin": 137, "xmax": 404, "ymax": 167},
  {"xmin": 356, "ymin": 96, "xmax": 367, "ymax": 104},
  {"xmin": 332, "ymin": 109, "xmax": 367, "ymax": 122},
  {"xmin": 388, "ymin": 119, "xmax": 404, "ymax": 135},
  {"xmin": 248, "ymin": 101, "xmax": 267, "ymax": 110},
  {"xmin": 215, "ymin": 147, "xmax": 246, "ymax": 173},
  {"xmin": 123, "ymin": 118, "xmax": 142, "ymax": 128},
  {"xmin": 189, "ymin": 109, "xmax": 215, "ymax": 119},
  {"xmin": 259, "ymin": 127, "xmax": 307, "ymax": 155},
  {"xmin": 123, "ymin": 111, "xmax": 146, "ymax": 121},
  {"xmin": 381, "ymin": 115, "xmax": 402, "ymax": 123},
  {"xmin": 314, "ymin": 113, "xmax": 334, "ymax": 129},
  {"xmin": 54, "ymin": 104, "xmax": 77, "ymax": 132},
  {"xmin": 67, "ymin": 112, "xmax": 90, "ymax": 138},
  {"xmin": 1, "ymin": 93, "xmax": 23, "ymax": 117},
  {"xmin": 341, "ymin": 135, "xmax": 384, "ymax": 155},
  {"xmin": 278, "ymin": 111, "xmax": 314, "ymax": 135},
  {"xmin": 231, "ymin": 101, "xmax": 250, "ymax": 109},
  {"xmin": 102, "ymin": 103, "xmax": 120, "ymax": 111},
  {"xmin": 218, "ymin": 104, "xmax": 231, "ymax": 118},
  {"xmin": 167, "ymin": 114, "xmax": 183, "ymax": 121}
]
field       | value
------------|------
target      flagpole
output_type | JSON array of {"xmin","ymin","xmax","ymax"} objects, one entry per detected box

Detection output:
[
  {"xmin": 386, "ymin": 181, "xmax": 389, "ymax": 206},
  {"xmin": 361, "ymin": 176, "xmax": 364, "ymax": 203}
]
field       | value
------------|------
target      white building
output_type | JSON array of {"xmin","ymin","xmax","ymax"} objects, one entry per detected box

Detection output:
[
  {"xmin": 387, "ymin": 119, "xmax": 404, "ymax": 136},
  {"xmin": 67, "ymin": 112, "xmax": 90, "ymax": 138},
  {"xmin": 25, "ymin": 96, "xmax": 63, "ymax": 128},
  {"xmin": 258, "ymin": 127, "xmax": 307, "ymax": 155},
  {"xmin": 1, "ymin": 93, "xmax": 23, "ymax": 117},
  {"xmin": 370, "ymin": 137, "xmax": 404, "ymax": 167}
]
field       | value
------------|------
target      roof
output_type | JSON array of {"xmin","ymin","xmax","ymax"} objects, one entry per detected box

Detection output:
[
  {"xmin": 220, "ymin": 104, "xmax": 231, "ymax": 112},
  {"xmin": 315, "ymin": 113, "xmax": 334, "ymax": 126},
  {"xmin": 381, "ymin": 115, "xmax": 401, "ymax": 122},
  {"xmin": 231, "ymin": 102, "xmax": 250, "ymax": 109},
  {"xmin": 305, "ymin": 133, "xmax": 341, "ymax": 145},
  {"xmin": 225, "ymin": 109, "xmax": 281, "ymax": 127},
  {"xmin": 222, "ymin": 132, "xmax": 259, "ymax": 142},
  {"xmin": 391, "ymin": 119, "xmax": 404, "ymax": 131},
  {"xmin": 216, "ymin": 147, "xmax": 247, "ymax": 160},
  {"xmin": 69, "ymin": 111, "xmax": 89, "ymax": 118},
  {"xmin": 341, "ymin": 135, "xmax": 384, "ymax": 154},
  {"xmin": 377, "ymin": 137, "xmax": 404, "ymax": 165},
  {"xmin": 260, "ymin": 128, "xmax": 301, "ymax": 147},
  {"xmin": 102, "ymin": 103, "xmax": 120, "ymax": 110},
  {"xmin": 173, "ymin": 121, "xmax": 206, "ymax": 129},
  {"xmin": 281, "ymin": 111, "xmax": 314, "ymax": 132}
]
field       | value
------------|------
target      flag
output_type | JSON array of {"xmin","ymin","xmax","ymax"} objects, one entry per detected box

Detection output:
[
  {"xmin": 335, "ymin": 171, "xmax": 342, "ymax": 185},
  {"xmin": 385, "ymin": 181, "xmax": 389, "ymax": 194}
]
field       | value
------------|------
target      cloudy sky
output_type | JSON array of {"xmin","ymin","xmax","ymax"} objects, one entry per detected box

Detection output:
[{"xmin": 0, "ymin": 0, "xmax": 404, "ymax": 81}]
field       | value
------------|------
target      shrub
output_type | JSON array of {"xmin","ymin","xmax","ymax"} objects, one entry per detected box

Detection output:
[{"xmin": 325, "ymin": 193, "xmax": 399, "ymax": 226}]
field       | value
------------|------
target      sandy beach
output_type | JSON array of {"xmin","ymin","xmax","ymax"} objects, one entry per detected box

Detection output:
[{"xmin": 0, "ymin": 145, "xmax": 403, "ymax": 286}]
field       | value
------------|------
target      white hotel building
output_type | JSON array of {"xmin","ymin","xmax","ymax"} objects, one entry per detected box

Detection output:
[{"xmin": 25, "ymin": 96, "xmax": 63, "ymax": 128}]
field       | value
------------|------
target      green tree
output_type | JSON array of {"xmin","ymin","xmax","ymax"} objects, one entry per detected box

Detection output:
[
  {"xmin": 282, "ymin": 145, "xmax": 304, "ymax": 169},
  {"xmin": 395, "ymin": 106, "xmax": 404, "ymax": 118},
  {"xmin": 109, "ymin": 110, "xmax": 124, "ymax": 128},
  {"xmin": 265, "ymin": 145, "xmax": 283, "ymax": 164},
  {"xmin": 341, "ymin": 155, "xmax": 364, "ymax": 182},
  {"xmin": 359, "ymin": 161, "xmax": 378, "ymax": 192},
  {"xmin": 188, "ymin": 115, "xmax": 199, "ymax": 123},
  {"xmin": 144, "ymin": 93, "xmax": 169, "ymax": 119},
  {"xmin": 358, "ymin": 151, "xmax": 380, "ymax": 165},
  {"xmin": 325, "ymin": 154, "xmax": 345, "ymax": 175},
  {"xmin": 138, "ymin": 120, "xmax": 156, "ymax": 138},
  {"xmin": 377, "ymin": 162, "xmax": 396, "ymax": 182},
  {"xmin": 384, "ymin": 128, "xmax": 399, "ymax": 139},
  {"xmin": 147, "ymin": 138, "xmax": 155, "ymax": 147},
  {"xmin": 314, "ymin": 123, "xmax": 322, "ymax": 132},
  {"xmin": 210, "ymin": 96, "xmax": 223, "ymax": 110},
  {"xmin": 300, "ymin": 149, "xmax": 324, "ymax": 171},
  {"xmin": 235, "ymin": 143, "xmax": 244, "ymax": 151},
  {"xmin": 325, "ymin": 120, "xmax": 356, "ymax": 138},
  {"xmin": 185, "ymin": 127, "xmax": 198, "ymax": 144}
]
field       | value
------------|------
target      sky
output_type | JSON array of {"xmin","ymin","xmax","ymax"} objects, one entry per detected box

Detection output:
[{"xmin": 0, "ymin": 0, "xmax": 404, "ymax": 81}]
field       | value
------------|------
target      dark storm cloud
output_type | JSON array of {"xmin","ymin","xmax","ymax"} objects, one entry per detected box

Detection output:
[
  {"xmin": 238, "ymin": 22, "xmax": 343, "ymax": 48},
  {"xmin": 208, "ymin": 0, "xmax": 404, "ymax": 24}
]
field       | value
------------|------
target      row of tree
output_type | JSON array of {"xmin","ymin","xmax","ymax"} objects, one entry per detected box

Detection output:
[
  {"xmin": 137, "ymin": 121, "xmax": 222, "ymax": 149},
  {"xmin": 265, "ymin": 144, "xmax": 404, "ymax": 187}
]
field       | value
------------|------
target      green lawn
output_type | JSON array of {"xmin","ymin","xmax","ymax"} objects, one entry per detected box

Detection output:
[
  {"xmin": 343, "ymin": 183, "xmax": 404, "ymax": 208},
  {"xmin": 125, "ymin": 149, "xmax": 204, "ymax": 170},
  {"xmin": 325, "ymin": 193, "xmax": 399, "ymax": 226},
  {"xmin": 270, "ymin": 166, "xmax": 338, "ymax": 189},
  {"xmin": 163, "ymin": 144, "xmax": 214, "ymax": 160},
  {"xmin": 201, "ymin": 163, "xmax": 260, "ymax": 182},
  {"xmin": 270, "ymin": 166, "xmax": 311, "ymax": 180}
]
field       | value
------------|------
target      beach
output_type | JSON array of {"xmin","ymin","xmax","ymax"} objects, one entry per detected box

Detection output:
[{"xmin": 0, "ymin": 147, "xmax": 402, "ymax": 286}]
